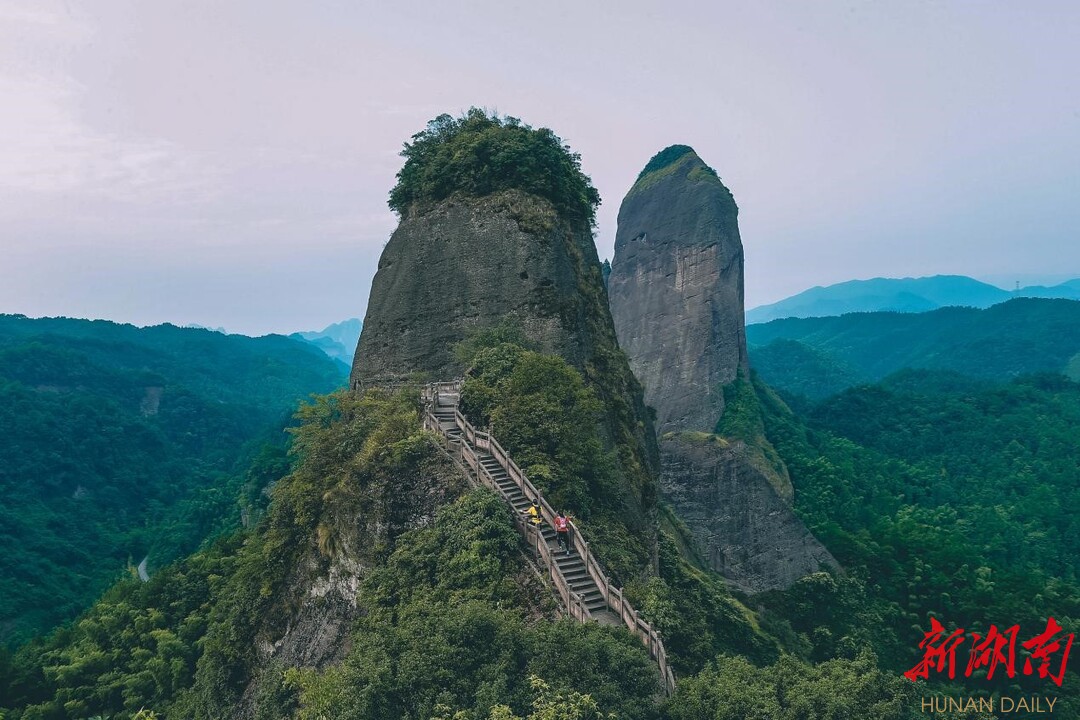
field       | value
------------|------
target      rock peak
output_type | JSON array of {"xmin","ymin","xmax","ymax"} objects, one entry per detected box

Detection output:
[
  {"xmin": 636, "ymin": 144, "xmax": 698, "ymax": 178},
  {"xmin": 629, "ymin": 145, "xmax": 733, "ymax": 203},
  {"xmin": 610, "ymin": 146, "xmax": 747, "ymax": 432},
  {"xmin": 608, "ymin": 148, "xmax": 836, "ymax": 591}
]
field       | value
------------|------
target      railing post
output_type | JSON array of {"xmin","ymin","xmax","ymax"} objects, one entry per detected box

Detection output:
[{"xmin": 422, "ymin": 379, "xmax": 675, "ymax": 694}]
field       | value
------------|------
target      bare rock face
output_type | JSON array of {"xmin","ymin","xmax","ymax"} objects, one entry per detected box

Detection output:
[
  {"xmin": 608, "ymin": 146, "xmax": 748, "ymax": 433},
  {"xmin": 661, "ymin": 433, "xmax": 837, "ymax": 592},
  {"xmin": 351, "ymin": 188, "xmax": 660, "ymax": 574},
  {"xmin": 353, "ymin": 191, "xmax": 608, "ymax": 386},
  {"xmin": 235, "ymin": 449, "xmax": 468, "ymax": 719},
  {"xmin": 609, "ymin": 146, "xmax": 836, "ymax": 592}
]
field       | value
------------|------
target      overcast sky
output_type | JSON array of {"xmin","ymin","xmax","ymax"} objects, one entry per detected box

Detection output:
[{"xmin": 2, "ymin": 1, "xmax": 1078, "ymax": 335}]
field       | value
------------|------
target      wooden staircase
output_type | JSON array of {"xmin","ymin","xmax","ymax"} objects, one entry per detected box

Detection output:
[{"xmin": 424, "ymin": 381, "xmax": 676, "ymax": 695}]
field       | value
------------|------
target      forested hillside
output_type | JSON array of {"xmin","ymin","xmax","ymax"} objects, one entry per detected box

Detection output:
[
  {"xmin": 748, "ymin": 298, "xmax": 1080, "ymax": 400},
  {"xmin": 755, "ymin": 369, "xmax": 1080, "ymax": 714},
  {"xmin": 0, "ymin": 383, "xmax": 932, "ymax": 720},
  {"xmin": 0, "ymin": 315, "xmax": 346, "ymax": 644}
]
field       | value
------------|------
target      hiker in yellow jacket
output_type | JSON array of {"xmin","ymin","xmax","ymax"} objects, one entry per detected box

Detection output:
[{"xmin": 523, "ymin": 499, "xmax": 543, "ymax": 528}]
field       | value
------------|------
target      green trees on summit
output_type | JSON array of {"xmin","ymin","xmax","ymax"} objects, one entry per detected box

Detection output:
[{"xmin": 388, "ymin": 109, "xmax": 602, "ymax": 224}]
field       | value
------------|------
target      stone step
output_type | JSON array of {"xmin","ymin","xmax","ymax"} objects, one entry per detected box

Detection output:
[
  {"xmin": 563, "ymin": 567, "xmax": 591, "ymax": 581},
  {"xmin": 585, "ymin": 598, "xmax": 610, "ymax": 613},
  {"xmin": 425, "ymin": 390, "xmax": 649, "ymax": 652}
]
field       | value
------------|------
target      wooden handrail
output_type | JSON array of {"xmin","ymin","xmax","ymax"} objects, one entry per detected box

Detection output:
[{"xmin": 421, "ymin": 380, "xmax": 676, "ymax": 696}]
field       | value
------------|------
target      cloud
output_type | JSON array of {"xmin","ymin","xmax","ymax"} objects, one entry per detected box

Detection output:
[{"xmin": 0, "ymin": 2, "xmax": 221, "ymax": 204}]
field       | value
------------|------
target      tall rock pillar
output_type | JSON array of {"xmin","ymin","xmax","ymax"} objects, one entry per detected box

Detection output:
[
  {"xmin": 609, "ymin": 146, "xmax": 836, "ymax": 591},
  {"xmin": 608, "ymin": 146, "xmax": 748, "ymax": 433}
]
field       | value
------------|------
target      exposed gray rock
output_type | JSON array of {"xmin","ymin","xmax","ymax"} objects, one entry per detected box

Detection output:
[
  {"xmin": 235, "ymin": 449, "xmax": 468, "ymax": 719},
  {"xmin": 662, "ymin": 433, "xmax": 837, "ymax": 592},
  {"xmin": 353, "ymin": 191, "xmax": 606, "ymax": 386},
  {"xmin": 609, "ymin": 146, "xmax": 836, "ymax": 591},
  {"xmin": 350, "ymin": 189, "xmax": 661, "ymax": 576},
  {"xmin": 608, "ymin": 147, "xmax": 748, "ymax": 433}
]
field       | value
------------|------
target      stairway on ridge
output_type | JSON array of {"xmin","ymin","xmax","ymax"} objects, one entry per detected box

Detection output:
[{"xmin": 433, "ymin": 391, "xmax": 621, "ymax": 626}]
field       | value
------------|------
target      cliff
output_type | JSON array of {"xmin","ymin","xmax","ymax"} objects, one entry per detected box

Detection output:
[
  {"xmin": 609, "ymin": 146, "xmax": 835, "ymax": 592},
  {"xmin": 352, "ymin": 111, "xmax": 660, "ymax": 577},
  {"xmin": 660, "ymin": 432, "xmax": 835, "ymax": 592},
  {"xmin": 608, "ymin": 145, "xmax": 748, "ymax": 433},
  {"xmin": 352, "ymin": 191, "xmax": 609, "ymax": 385}
]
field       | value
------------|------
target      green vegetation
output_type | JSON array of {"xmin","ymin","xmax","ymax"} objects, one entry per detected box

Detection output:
[
  {"xmin": 286, "ymin": 490, "xmax": 660, "ymax": 720},
  {"xmin": 456, "ymin": 335, "xmax": 774, "ymax": 674},
  {"xmin": 629, "ymin": 145, "xmax": 727, "ymax": 197},
  {"xmin": 711, "ymin": 372, "xmax": 792, "ymax": 500},
  {"xmin": 1, "ymin": 387, "xmax": 663, "ymax": 719},
  {"xmin": 636, "ymin": 145, "xmax": 696, "ymax": 180},
  {"xmin": 747, "ymin": 338, "xmax": 865, "ymax": 405},
  {"xmin": 747, "ymin": 298, "xmax": 1080, "ymax": 400},
  {"xmin": 629, "ymin": 533, "xmax": 775, "ymax": 675},
  {"xmin": 666, "ymin": 652, "xmax": 930, "ymax": 720},
  {"xmin": 754, "ymin": 369, "xmax": 1080, "ymax": 714},
  {"xmin": 0, "ymin": 315, "xmax": 345, "ymax": 644},
  {"xmin": 388, "ymin": 109, "xmax": 601, "ymax": 225},
  {"xmin": 1, "ymin": 535, "xmax": 241, "ymax": 719},
  {"xmin": 459, "ymin": 341, "xmax": 648, "ymax": 580}
]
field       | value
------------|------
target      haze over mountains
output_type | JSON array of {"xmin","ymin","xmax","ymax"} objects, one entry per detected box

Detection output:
[
  {"xmin": 289, "ymin": 318, "xmax": 362, "ymax": 366},
  {"xmin": 747, "ymin": 298, "xmax": 1080, "ymax": 401},
  {"xmin": 5, "ymin": 105, "xmax": 1080, "ymax": 718},
  {"xmin": 745, "ymin": 274, "xmax": 1080, "ymax": 324}
]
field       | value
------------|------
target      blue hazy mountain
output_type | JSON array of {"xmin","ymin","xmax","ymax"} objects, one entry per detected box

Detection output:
[
  {"xmin": 746, "ymin": 274, "xmax": 1080, "ymax": 324},
  {"xmin": 290, "ymin": 318, "xmax": 362, "ymax": 366},
  {"xmin": 747, "ymin": 298, "xmax": 1080, "ymax": 400}
]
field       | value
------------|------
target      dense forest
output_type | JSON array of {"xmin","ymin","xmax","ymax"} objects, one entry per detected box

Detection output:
[
  {"xmin": 753, "ymin": 368, "xmax": 1080, "ymax": 714},
  {"xmin": 388, "ymin": 109, "xmax": 601, "ymax": 224},
  {"xmin": 5, "ymin": 320, "xmax": 1051, "ymax": 718},
  {"xmin": 4, "ymin": 302, "xmax": 1077, "ymax": 715},
  {"xmin": 0, "ymin": 315, "xmax": 346, "ymax": 644},
  {"xmin": 748, "ymin": 298, "xmax": 1080, "ymax": 401},
  {"xmin": 1, "ymin": 384, "xmax": 938, "ymax": 720},
  {"xmin": 3, "ymin": 108, "xmax": 1076, "ymax": 717}
]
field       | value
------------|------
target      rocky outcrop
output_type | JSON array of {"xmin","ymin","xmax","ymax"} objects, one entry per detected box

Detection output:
[
  {"xmin": 661, "ymin": 433, "xmax": 836, "ymax": 592},
  {"xmin": 608, "ymin": 146, "xmax": 748, "ymax": 433},
  {"xmin": 353, "ymin": 191, "xmax": 610, "ymax": 386},
  {"xmin": 351, "ymin": 187, "xmax": 660, "ymax": 575},
  {"xmin": 609, "ymin": 146, "xmax": 835, "ymax": 592},
  {"xmin": 235, "ymin": 447, "xmax": 468, "ymax": 719}
]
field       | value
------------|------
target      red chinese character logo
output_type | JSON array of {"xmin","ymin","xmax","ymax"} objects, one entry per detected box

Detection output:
[
  {"xmin": 904, "ymin": 617, "xmax": 1073, "ymax": 686},
  {"xmin": 965, "ymin": 624, "xmax": 1019, "ymax": 680},
  {"xmin": 904, "ymin": 617, "xmax": 967, "ymax": 681},
  {"xmin": 1022, "ymin": 617, "xmax": 1073, "ymax": 687}
]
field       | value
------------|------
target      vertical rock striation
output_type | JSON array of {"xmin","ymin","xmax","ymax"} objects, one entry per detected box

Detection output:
[
  {"xmin": 351, "ymin": 112, "xmax": 661, "ymax": 577},
  {"xmin": 609, "ymin": 145, "xmax": 836, "ymax": 592},
  {"xmin": 608, "ymin": 145, "xmax": 748, "ymax": 434},
  {"xmin": 352, "ymin": 191, "xmax": 609, "ymax": 387}
]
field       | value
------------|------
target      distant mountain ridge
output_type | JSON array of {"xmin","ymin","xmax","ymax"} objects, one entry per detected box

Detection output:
[
  {"xmin": 0, "ymin": 314, "xmax": 347, "ymax": 643},
  {"xmin": 746, "ymin": 274, "xmax": 1080, "ymax": 324},
  {"xmin": 290, "ymin": 318, "xmax": 362, "ymax": 366},
  {"xmin": 747, "ymin": 298, "xmax": 1080, "ymax": 401}
]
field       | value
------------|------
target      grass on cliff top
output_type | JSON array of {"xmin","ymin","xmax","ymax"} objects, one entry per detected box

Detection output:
[
  {"xmin": 388, "ymin": 108, "xmax": 601, "ymax": 225},
  {"xmin": 629, "ymin": 144, "xmax": 726, "ymax": 197}
]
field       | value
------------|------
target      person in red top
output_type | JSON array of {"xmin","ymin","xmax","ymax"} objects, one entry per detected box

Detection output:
[{"xmin": 554, "ymin": 511, "xmax": 572, "ymax": 555}]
